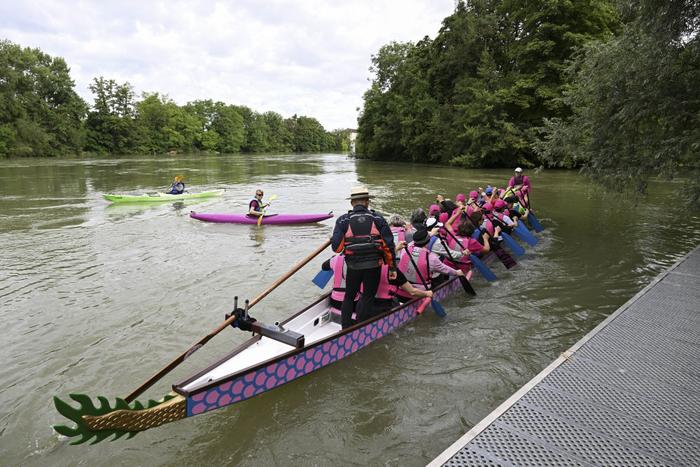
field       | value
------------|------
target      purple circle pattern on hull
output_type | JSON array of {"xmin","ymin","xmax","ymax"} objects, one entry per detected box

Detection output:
[{"xmin": 186, "ymin": 278, "xmax": 460, "ymax": 416}]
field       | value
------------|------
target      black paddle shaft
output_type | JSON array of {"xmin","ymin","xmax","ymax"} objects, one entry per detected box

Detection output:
[{"xmin": 436, "ymin": 236, "xmax": 476, "ymax": 295}]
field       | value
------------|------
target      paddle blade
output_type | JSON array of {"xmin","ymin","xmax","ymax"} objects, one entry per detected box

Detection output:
[
  {"xmin": 431, "ymin": 299, "xmax": 447, "ymax": 317},
  {"xmin": 501, "ymin": 232, "xmax": 525, "ymax": 256},
  {"xmin": 257, "ymin": 213, "xmax": 264, "ymax": 226},
  {"xmin": 528, "ymin": 212, "xmax": 544, "ymax": 232},
  {"xmin": 492, "ymin": 246, "xmax": 517, "ymax": 269},
  {"xmin": 459, "ymin": 275, "xmax": 477, "ymax": 295},
  {"xmin": 312, "ymin": 269, "xmax": 333, "ymax": 289},
  {"xmin": 514, "ymin": 223, "xmax": 538, "ymax": 246},
  {"xmin": 470, "ymin": 254, "xmax": 497, "ymax": 282}
]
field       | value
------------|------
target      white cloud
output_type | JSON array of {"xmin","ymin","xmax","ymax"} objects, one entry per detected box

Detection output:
[{"xmin": 0, "ymin": 0, "xmax": 455, "ymax": 130}]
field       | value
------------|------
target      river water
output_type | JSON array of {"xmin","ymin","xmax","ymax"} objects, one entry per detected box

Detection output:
[{"xmin": 1, "ymin": 153, "xmax": 698, "ymax": 466}]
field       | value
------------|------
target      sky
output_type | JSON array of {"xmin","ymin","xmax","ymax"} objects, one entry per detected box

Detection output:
[{"xmin": 0, "ymin": 0, "xmax": 456, "ymax": 130}]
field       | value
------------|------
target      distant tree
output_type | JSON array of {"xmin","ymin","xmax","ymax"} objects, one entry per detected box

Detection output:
[
  {"xmin": 84, "ymin": 77, "xmax": 141, "ymax": 154},
  {"xmin": 0, "ymin": 40, "xmax": 87, "ymax": 157}
]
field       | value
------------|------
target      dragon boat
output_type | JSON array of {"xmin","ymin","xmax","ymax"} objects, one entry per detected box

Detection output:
[{"xmin": 53, "ymin": 220, "xmax": 542, "ymax": 445}]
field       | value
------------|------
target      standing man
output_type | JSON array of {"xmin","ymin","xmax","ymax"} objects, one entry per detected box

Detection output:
[
  {"xmin": 248, "ymin": 189, "xmax": 269, "ymax": 216},
  {"xmin": 331, "ymin": 186, "xmax": 397, "ymax": 329},
  {"xmin": 508, "ymin": 167, "xmax": 531, "ymax": 207}
]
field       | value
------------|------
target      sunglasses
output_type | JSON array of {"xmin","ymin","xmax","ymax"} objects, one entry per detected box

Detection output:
[{"xmin": 256, "ymin": 192, "xmax": 264, "ymax": 196}]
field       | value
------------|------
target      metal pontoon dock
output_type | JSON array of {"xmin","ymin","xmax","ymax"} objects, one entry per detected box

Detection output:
[{"xmin": 429, "ymin": 246, "xmax": 700, "ymax": 466}]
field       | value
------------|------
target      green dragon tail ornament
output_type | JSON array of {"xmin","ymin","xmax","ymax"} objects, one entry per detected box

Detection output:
[{"xmin": 53, "ymin": 393, "xmax": 186, "ymax": 444}]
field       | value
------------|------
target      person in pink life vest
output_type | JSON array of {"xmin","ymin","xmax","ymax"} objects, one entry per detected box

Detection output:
[
  {"xmin": 508, "ymin": 167, "xmax": 531, "ymax": 206},
  {"xmin": 466, "ymin": 190, "xmax": 481, "ymax": 217},
  {"xmin": 360, "ymin": 262, "xmax": 434, "ymax": 317},
  {"xmin": 395, "ymin": 229, "xmax": 464, "ymax": 302},
  {"xmin": 388, "ymin": 214, "xmax": 411, "ymax": 245},
  {"xmin": 493, "ymin": 199, "xmax": 518, "ymax": 229},
  {"xmin": 445, "ymin": 208, "xmax": 491, "ymax": 256}
]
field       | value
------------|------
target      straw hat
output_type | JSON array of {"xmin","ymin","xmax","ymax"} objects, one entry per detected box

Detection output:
[{"xmin": 347, "ymin": 185, "xmax": 375, "ymax": 200}]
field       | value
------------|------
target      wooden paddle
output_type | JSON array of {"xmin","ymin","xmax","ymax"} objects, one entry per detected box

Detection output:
[
  {"xmin": 124, "ymin": 238, "xmax": 331, "ymax": 403},
  {"xmin": 257, "ymin": 194, "xmax": 278, "ymax": 226}
]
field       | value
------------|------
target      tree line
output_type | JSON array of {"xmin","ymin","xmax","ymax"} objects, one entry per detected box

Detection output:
[
  {"xmin": 357, "ymin": 0, "xmax": 699, "ymax": 198},
  {"xmin": 0, "ymin": 40, "xmax": 352, "ymax": 157}
]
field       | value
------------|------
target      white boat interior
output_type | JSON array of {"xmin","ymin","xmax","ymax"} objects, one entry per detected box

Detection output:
[{"xmin": 180, "ymin": 297, "xmax": 341, "ymax": 393}]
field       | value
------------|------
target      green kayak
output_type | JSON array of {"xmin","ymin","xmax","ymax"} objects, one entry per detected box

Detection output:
[{"xmin": 103, "ymin": 190, "xmax": 223, "ymax": 204}]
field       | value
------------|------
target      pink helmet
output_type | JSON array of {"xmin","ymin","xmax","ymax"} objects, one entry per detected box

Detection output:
[
  {"xmin": 469, "ymin": 190, "xmax": 478, "ymax": 199},
  {"xmin": 429, "ymin": 204, "xmax": 441, "ymax": 215},
  {"xmin": 482, "ymin": 202, "xmax": 493, "ymax": 212},
  {"xmin": 494, "ymin": 199, "xmax": 506, "ymax": 210},
  {"xmin": 455, "ymin": 193, "xmax": 466, "ymax": 202}
]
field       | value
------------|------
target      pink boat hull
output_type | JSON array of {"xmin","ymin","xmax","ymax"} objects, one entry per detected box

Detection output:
[{"xmin": 190, "ymin": 211, "xmax": 334, "ymax": 225}]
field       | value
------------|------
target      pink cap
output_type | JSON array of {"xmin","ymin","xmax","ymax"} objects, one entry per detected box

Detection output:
[
  {"xmin": 482, "ymin": 202, "xmax": 493, "ymax": 212},
  {"xmin": 494, "ymin": 199, "xmax": 506, "ymax": 210},
  {"xmin": 438, "ymin": 212, "xmax": 449, "ymax": 224},
  {"xmin": 469, "ymin": 190, "xmax": 478, "ymax": 199},
  {"xmin": 455, "ymin": 193, "xmax": 466, "ymax": 202},
  {"xmin": 429, "ymin": 204, "xmax": 441, "ymax": 215}
]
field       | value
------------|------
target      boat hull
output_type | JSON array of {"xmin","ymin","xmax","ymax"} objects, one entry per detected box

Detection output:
[
  {"xmin": 103, "ymin": 191, "xmax": 222, "ymax": 203},
  {"xmin": 174, "ymin": 277, "xmax": 463, "ymax": 416},
  {"xmin": 189, "ymin": 211, "xmax": 333, "ymax": 225}
]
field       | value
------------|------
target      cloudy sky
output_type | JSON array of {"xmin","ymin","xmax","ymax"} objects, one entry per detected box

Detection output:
[{"xmin": 0, "ymin": 0, "xmax": 456, "ymax": 130}]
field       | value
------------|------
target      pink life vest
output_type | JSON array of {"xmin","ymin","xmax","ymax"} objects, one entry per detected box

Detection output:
[
  {"xmin": 398, "ymin": 244, "xmax": 430, "ymax": 288},
  {"xmin": 390, "ymin": 225, "xmax": 406, "ymax": 244},
  {"xmin": 375, "ymin": 264, "xmax": 397, "ymax": 300},
  {"xmin": 330, "ymin": 255, "xmax": 347, "ymax": 304}
]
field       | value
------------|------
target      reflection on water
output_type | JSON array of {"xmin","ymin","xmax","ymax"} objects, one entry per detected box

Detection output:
[{"xmin": 0, "ymin": 154, "xmax": 698, "ymax": 466}]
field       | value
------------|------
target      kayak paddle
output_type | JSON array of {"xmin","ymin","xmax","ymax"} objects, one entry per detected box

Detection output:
[{"xmin": 257, "ymin": 194, "xmax": 278, "ymax": 226}]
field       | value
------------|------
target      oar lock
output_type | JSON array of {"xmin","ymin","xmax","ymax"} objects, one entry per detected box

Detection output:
[{"xmin": 225, "ymin": 296, "xmax": 304, "ymax": 348}]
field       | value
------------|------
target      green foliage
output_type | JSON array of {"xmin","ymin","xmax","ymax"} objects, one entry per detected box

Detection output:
[
  {"xmin": 357, "ymin": 0, "xmax": 619, "ymax": 167},
  {"xmin": 536, "ymin": 0, "xmax": 700, "ymax": 199},
  {"xmin": 0, "ymin": 40, "xmax": 347, "ymax": 157},
  {"xmin": 0, "ymin": 40, "xmax": 87, "ymax": 157}
]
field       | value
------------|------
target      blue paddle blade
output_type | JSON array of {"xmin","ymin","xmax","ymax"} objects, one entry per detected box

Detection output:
[
  {"xmin": 528, "ymin": 212, "xmax": 544, "ymax": 232},
  {"xmin": 501, "ymin": 232, "xmax": 525, "ymax": 256},
  {"xmin": 431, "ymin": 299, "xmax": 447, "ymax": 317},
  {"xmin": 514, "ymin": 223, "xmax": 538, "ymax": 246},
  {"xmin": 311, "ymin": 269, "xmax": 334, "ymax": 289},
  {"xmin": 470, "ymin": 254, "xmax": 497, "ymax": 282}
]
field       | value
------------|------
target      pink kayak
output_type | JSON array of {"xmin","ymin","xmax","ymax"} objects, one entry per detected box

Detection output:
[{"xmin": 190, "ymin": 211, "xmax": 334, "ymax": 225}]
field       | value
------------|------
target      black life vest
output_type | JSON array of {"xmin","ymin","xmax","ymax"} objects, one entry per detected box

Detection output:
[{"xmin": 343, "ymin": 210, "xmax": 385, "ymax": 270}]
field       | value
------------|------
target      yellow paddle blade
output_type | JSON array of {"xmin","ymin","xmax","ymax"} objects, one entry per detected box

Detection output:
[{"xmin": 257, "ymin": 194, "xmax": 278, "ymax": 226}]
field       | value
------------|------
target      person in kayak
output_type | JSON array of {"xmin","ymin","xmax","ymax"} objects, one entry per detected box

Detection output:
[
  {"xmin": 331, "ymin": 186, "xmax": 396, "ymax": 329},
  {"xmin": 248, "ymin": 189, "xmax": 270, "ymax": 216},
  {"xmin": 167, "ymin": 176, "xmax": 185, "ymax": 194}
]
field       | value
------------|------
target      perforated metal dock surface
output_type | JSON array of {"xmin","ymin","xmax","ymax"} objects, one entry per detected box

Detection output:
[{"xmin": 429, "ymin": 246, "xmax": 700, "ymax": 467}]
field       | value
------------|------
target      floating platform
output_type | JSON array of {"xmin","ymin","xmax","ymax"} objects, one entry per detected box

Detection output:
[{"xmin": 430, "ymin": 245, "xmax": 700, "ymax": 466}]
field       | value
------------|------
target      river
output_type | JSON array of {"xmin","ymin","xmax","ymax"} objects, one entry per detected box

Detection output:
[{"xmin": 1, "ymin": 153, "xmax": 698, "ymax": 466}]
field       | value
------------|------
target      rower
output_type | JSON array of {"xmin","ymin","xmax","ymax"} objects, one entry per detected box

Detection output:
[
  {"xmin": 248, "ymin": 189, "xmax": 269, "ymax": 216},
  {"xmin": 395, "ymin": 228, "xmax": 464, "ymax": 302},
  {"xmin": 167, "ymin": 175, "xmax": 185, "ymax": 194}
]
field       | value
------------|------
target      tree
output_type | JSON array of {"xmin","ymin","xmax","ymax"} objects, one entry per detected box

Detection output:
[
  {"xmin": 84, "ymin": 77, "xmax": 140, "ymax": 154},
  {"xmin": 0, "ymin": 40, "xmax": 86, "ymax": 157},
  {"xmin": 536, "ymin": 0, "xmax": 700, "ymax": 200}
]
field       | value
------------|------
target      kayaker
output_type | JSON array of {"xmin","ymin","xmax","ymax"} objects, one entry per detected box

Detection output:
[
  {"xmin": 331, "ymin": 186, "xmax": 396, "ymax": 329},
  {"xmin": 508, "ymin": 167, "xmax": 531, "ymax": 206},
  {"xmin": 248, "ymin": 189, "xmax": 270, "ymax": 216},
  {"xmin": 167, "ymin": 176, "xmax": 185, "ymax": 195}
]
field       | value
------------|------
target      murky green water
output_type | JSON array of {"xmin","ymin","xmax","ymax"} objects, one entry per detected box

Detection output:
[{"xmin": 1, "ymin": 154, "xmax": 698, "ymax": 466}]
